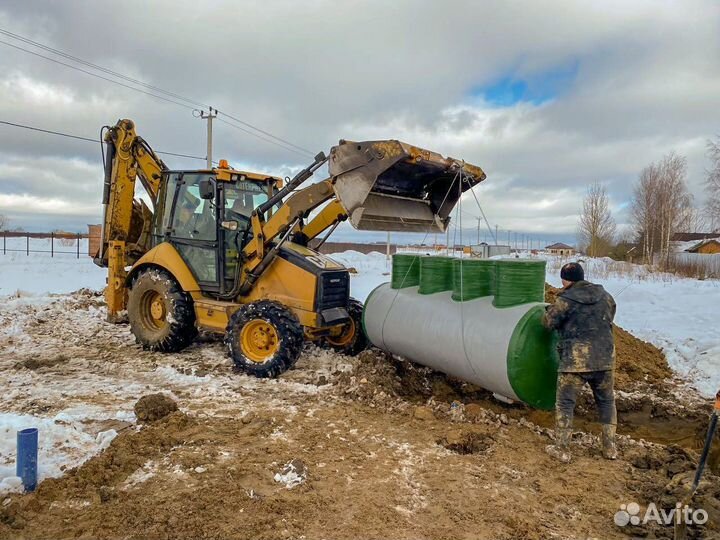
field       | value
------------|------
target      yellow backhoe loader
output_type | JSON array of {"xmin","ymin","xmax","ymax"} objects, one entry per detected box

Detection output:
[{"xmin": 95, "ymin": 118, "xmax": 485, "ymax": 377}]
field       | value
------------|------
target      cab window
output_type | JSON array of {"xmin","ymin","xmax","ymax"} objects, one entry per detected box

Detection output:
[
  {"xmin": 224, "ymin": 180, "xmax": 270, "ymax": 219},
  {"xmin": 172, "ymin": 174, "xmax": 216, "ymax": 241}
]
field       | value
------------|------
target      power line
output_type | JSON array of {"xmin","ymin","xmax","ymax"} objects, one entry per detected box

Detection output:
[
  {"xmin": 0, "ymin": 28, "xmax": 315, "ymax": 158},
  {"xmin": 216, "ymin": 117, "xmax": 311, "ymax": 158},
  {"xmin": 218, "ymin": 111, "xmax": 313, "ymax": 156},
  {"xmin": 0, "ymin": 28, "xmax": 208, "ymax": 110},
  {"xmin": 0, "ymin": 119, "xmax": 95, "ymax": 143},
  {"xmin": 0, "ymin": 119, "xmax": 208, "ymax": 161},
  {"xmin": 0, "ymin": 39, "xmax": 196, "ymax": 110}
]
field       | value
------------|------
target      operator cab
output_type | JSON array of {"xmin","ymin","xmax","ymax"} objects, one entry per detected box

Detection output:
[{"xmin": 153, "ymin": 163, "xmax": 283, "ymax": 295}]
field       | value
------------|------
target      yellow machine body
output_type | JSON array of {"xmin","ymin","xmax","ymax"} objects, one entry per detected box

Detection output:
[{"xmin": 95, "ymin": 118, "xmax": 485, "ymax": 372}]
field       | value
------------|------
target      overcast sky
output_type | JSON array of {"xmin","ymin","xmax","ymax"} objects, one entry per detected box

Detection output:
[{"xmin": 0, "ymin": 0, "xmax": 718, "ymax": 245}]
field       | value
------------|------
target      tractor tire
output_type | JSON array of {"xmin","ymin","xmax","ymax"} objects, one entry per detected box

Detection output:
[
  {"xmin": 128, "ymin": 268, "xmax": 198, "ymax": 352},
  {"xmin": 324, "ymin": 297, "xmax": 368, "ymax": 356},
  {"xmin": 226, "ymin": 301, "xmax": 304, "ymax": 378}
]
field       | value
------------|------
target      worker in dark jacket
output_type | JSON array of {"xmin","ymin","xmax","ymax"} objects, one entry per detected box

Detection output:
[{"xmin": 542, "ymin": 262, "xmax": 617, "ymax": 463}]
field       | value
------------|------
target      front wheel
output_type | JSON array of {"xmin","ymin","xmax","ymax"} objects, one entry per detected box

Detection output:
[
  {"xmin": 324, "ymin": 298, "xmax": 368, "ymax": 356},
  {"xmin": 127, "ymin": 268, "xmax": 197, "ymax": 352},
  {"xmin": 226, "ymin": 301, "xmax": 304, "ymax": 378}
]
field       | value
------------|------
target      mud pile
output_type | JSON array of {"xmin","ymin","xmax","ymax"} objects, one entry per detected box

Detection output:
[
  {"xmin": 333, "ymin": 350, "xmax": 492, "ymax": 408},
  {"xmin": 134, "ymin": 393, "xmax": 179, "ymax": 423}
]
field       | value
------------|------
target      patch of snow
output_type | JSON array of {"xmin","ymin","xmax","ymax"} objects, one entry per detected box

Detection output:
[
  {"xmin": 273, "ymin": 460, "xmax": 307, "ymax": 489},
  {"xmin": 122, "ymin": 460, "xmax": 157, "ymax": 490},
  {"xmin": 0, "ymin": 238, "xmax": 105, "ymax": 296},
  {"xmin": 0, "ymin": 476, "xmax": 23, "ymax": 495},
  {"xmin": 0, "ymin": 411, "xmax": 118, "ymax": 495}
]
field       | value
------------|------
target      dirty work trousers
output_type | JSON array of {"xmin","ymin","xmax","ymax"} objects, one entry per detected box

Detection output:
[{"xmin": 555, "ymin": 370, "xmax": 617, "ymax": 425}]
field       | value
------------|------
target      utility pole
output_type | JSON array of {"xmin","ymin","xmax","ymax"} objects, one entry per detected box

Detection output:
[
  {"xmin": 495, "ymin": 224, "xmax": 498, "ymax": 246},
  {"xmin": 198, "ymin": 107, "xmax": 217, "ymax": 169},
  {"xmin": 477, "ymin": 217, "xmax": 481, "ymax": 244},
  {"xmin": 386, "ymin": 231, "xmax": 391, "ymax": 261}
]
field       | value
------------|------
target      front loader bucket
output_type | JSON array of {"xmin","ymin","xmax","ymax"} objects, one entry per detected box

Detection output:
[{"xmin": 329, "ymin": 140, "xmax": 486, "ymax": 233}]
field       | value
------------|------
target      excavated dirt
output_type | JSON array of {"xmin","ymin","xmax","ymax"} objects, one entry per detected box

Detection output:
[
  {"xmin": 1, "ymin": 289, "xmax": 719, "ymax": 539},
  {"xmin": 134, "ymin": 393, "xmax": 179, "ymax": 423}
]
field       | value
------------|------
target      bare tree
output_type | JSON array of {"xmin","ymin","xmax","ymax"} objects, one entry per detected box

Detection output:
[
  {"xmin": 657, "ymin": 153, "xmax": 693, "ymax": 263},
  {"xmin": 578, "ymin": 182, "xmax": 616, "ymax": 257},
  {"xmin": 631, "ymin": 152, "xmax": 693, "ymax": 264},
  {"xmin": 705, "ymin": 138, "xmax": 720, "ymax": 231},
  {"xmin": 632, "ymin": 163, "xmax": 660, "ymax": 263}
]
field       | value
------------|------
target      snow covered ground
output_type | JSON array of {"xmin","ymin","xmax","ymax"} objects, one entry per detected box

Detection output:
[
  {"xmin": 0, "ymin": 238, "xmax": 106, "ymax": 296},
  {"xmin": 543, "ymin": 256, "xmax": 720, "ymax": 397},
  {"xmin": 0, "ymin": 247, "xmax": 719, "ymax": 494},
  {"xmin": 2, "ymin": 247, "xmax": 718, "ymax": 396}
]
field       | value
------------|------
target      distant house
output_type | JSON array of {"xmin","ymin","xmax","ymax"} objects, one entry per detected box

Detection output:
[
  {"xmin": 671, "ymin": 233, "xmax": 719, "ymax": 242},
  {"xmin": 545, "ymin": 242, "xmax": 575, "ymax": 256},
  {"xmin": 685, "ymin": 239, "xmax": 720, "ymax": 254}
]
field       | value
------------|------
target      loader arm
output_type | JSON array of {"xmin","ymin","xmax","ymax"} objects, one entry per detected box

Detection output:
[
  {"xmin": 241, "ymin": 178, "xmax": 340, "ymax": 271},
  {"xmin": 238, "ymin": 139, "xmax": 486, "ymax": 296},
  {"xmin": 97, "ymin": 118, "xmax": 168, "ymax": 321}
]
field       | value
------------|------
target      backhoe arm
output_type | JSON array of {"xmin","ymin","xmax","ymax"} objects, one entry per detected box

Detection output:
[{"xmin": 97, "ymin": 118, "xmax": 167, "ymax": 321}]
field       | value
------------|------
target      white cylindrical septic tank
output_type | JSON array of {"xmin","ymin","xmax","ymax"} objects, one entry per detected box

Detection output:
[{"xmin": 363, "ymin": 255, "xmax": 559, "ymax": 410}]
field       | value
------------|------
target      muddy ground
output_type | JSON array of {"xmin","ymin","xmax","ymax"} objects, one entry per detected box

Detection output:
[{"xmin": 0, "ymin": 289, "xmax": 719, "ymax": 539}]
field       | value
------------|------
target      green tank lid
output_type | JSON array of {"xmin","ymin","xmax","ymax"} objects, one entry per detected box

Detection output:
[
  {"xmin": 391, "ymin": 254, "xmax": 421, "ymax": 289},
  {"xmin": 451, "ymin": 259, "xmax": 496, "ymax": 301},
  {"xmin": 493, "ymin": 259, "xmax": 546, "ymax": 307},
  {"xmin": 418, "ymin": 256, "xmax": 454, "ymax": 295},
  {"xmin": 506, "ymin": 305, "xmax": 559, "ymax": 410}
]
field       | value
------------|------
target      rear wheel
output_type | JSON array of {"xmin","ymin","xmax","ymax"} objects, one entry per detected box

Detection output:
[
  {"xmin": 226, "ymin": 301, "xmax": 303, "ymax": 378},
  {"xmin": 324, "ymin": 298, "xmax": 368, "ymax": 356},
  {"xmin": 128, "ymin": 268, "xmax": 197, "ymax": 352}
]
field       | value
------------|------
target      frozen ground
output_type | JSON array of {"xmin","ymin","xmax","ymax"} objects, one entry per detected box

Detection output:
[
  {"xmin": 2, "ymin": 247, "xmax": 718, "ymax": 396},
  {"xmin": 0, "ymin": 248, "xmax": 719, "ymax": 496},
  {"xmin": 0, "ymin": 238, "xmax": 105, "ymax": 295}
]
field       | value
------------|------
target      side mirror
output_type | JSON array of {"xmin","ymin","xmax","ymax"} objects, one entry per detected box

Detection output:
[
  {"xmin": 199, "ymin": 180, "xmax": 214, "ymax": 200},
  {"xmin": 221, "ymin": 220, "xmax": 239, "ymax": 231}
]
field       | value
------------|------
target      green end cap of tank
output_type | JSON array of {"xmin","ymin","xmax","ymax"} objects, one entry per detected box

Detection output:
[
  {"xmin": 391, "ymin": 254, "xmax": 421, "ymax": 289},
  {"xmin": 506, "ymin": 305, "xmax": 559, "ymax": 410},
  {"xmin": 418, "ymin": 256, "xmax": 454, "ymax": 294}
]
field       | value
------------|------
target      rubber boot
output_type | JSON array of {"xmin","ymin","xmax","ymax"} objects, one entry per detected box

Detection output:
[
  {"xmin": 601, "ymin": 424, "xmax": 618, "ymax": 460},
  {"xmin": 546, "ymin": 415, "xmax": 572, "ymax": 463}
]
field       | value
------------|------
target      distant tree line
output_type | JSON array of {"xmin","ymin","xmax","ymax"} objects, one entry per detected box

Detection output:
[{"xmin": 578, "ymin": 136, "xmax": 720, "ymax": 263}]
